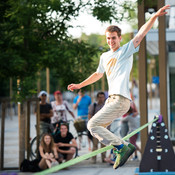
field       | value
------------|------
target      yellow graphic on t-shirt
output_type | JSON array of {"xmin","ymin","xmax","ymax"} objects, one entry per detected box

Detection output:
[{"xmin": 106, "ymin": 58, "xmax": 117, "ymax": 76}]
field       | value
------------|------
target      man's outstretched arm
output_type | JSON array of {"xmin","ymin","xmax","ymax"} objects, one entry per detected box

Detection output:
[
  {"xmin": 67, "ymin": 72, "xmax": 103, "ymax": 91},
  {"xmin": 133, "ymin": 5, "xmax": 170, "ymax": 48}
]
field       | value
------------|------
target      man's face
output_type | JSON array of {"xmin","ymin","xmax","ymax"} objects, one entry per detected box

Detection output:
[
  {"xmin": 97, "ymin": 94, "xmax": 105, "ymax": 104},
  {"xmin": 106, "ymin": 32, "xmax": 122, "ymax": 52},
  {"xmin": 60, "ymin": 125, "xmax": 68, "ymax": 135},
  {"xmin": 78, "ymin": 91, "xmax": 84, "ymax": 97},
  {"xmin": 40, "ymin": 94, "xmax": 47, "ymax": 102}
]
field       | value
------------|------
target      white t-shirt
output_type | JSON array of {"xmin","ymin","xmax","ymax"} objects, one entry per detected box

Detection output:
[
  {"xmin": 96, "ymin": 40, "xmax": 139, "ymax": 100},
  {"xmin": 51, "ymin": 101, "xmax": 71, "ymax": 124}
]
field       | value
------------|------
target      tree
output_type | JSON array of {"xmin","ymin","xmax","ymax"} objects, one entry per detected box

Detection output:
[
  {"xmin": 41, "ymin": 39, "xmax": 99, "ymax": 89},
  {"xmin": 0, "ymin": 0, "xmax": 136, "ymax": 100}
]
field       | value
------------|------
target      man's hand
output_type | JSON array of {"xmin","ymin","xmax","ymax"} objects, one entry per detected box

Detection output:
[
  {"xmin": 67, "ymin": 72, "xmax": 103, "ymax": 91},
  {"xmin": 57, "ymin": 142, "xmax": 65, "ymax": 147},
  {"xmin": 155, "ymin": 5, "xmax": 170, "ymax": 17},
  {"xmin": 77, "ymin": 95, "xmax": 82, "ymax": 102},
  {"xmin": 133, "ymin": 4, "xmax": 170, "ymax": 48},
  {"xmin": 40, "ymin": 114, "xmax": 45, "ymax": 120},
  {"xmin": 67, "ymin": 83, "xmax": 81, "ymax": 92}
]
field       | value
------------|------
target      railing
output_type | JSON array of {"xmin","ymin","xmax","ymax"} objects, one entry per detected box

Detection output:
[{"xmin": 0, "ymin": 97, "xmax": 40, "ymax": 170}]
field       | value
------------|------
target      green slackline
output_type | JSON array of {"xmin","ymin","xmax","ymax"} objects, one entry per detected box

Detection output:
[{"xmin": 34, "ymin": 115, "xmax": 159, "ymax": 175}]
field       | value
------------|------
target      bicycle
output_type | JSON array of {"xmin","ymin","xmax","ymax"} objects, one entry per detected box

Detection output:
[
  {"xmin": 30, "ymin": 119, "xmax": 78, "ymax": 160},
  {"xmin": 73, "ymin": 118, "xmax": 91, "ymax": 150}
]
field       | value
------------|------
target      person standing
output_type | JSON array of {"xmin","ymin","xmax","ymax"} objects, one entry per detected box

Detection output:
[
  {"xmin": 68, "ymin": 5, "xmax": 170, "ymax": 169},
  {"xmin": 73, "ymin": 89, "xmax": 91, "ymax": 121},
  {"xmin": 73, "ymin": 89, "xmax": 91, "ymax": 150},
  {"xmin": 120, "ymin": 101, "xmax": 138, "ymax": 138},
  {"xmin": 37, "ymin": 91, "xmax": 53, "ymax": 135},
  {"xmin": 88, "ymin": 92, "xmax": 106, "ymax": 163},
  {"xmin": 51, "ymin": 90, "xmax": 75, "ymax": 128},
  {"xmin": 121, "ymin": 106, "xmax": 141, "ymax": 161}
]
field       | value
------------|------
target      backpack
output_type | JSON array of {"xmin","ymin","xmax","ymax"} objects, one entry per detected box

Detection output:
[
  {"xmin": 87, "ymin": 102, "xmax": 97, "ymax": 140},
  {"xmin": 20, "ymin": 159, "xmax": 41, "ymax": 172},
  {"xmin": 93, "ymin": 102, "xmax": 97, "ymax": 116}
]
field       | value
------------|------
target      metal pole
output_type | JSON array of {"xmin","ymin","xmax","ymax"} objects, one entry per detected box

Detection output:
[
  {"xmin": 10, "ymin": 78, "xmax": 13, "ymax": 119},
  {"xmin": 17, "ymin": 79, "xmax": 25, "ymax": 167},
  {"xmin": 26, "ymin": 100, "xmax": 31, "ymax": 159},
  {"xmin": 158, "ymin": 0, "xmax": 168, "ymax": 127},
  {"xmin": 18, "ymin": 102, "xmax": 25, "ymax": 166},
  {"xmin": 138, "ymin": 0, "xmax": 148, "ymax": 154},
  {"xmin": 0, "ymin": 102, "xmax": 6, "ymax": 170},
  {"xmin": 36, "ymin": 99, "xmax": 40, "ymax": 158},
  {"xmin": 46, "ymin": 68, "xmax": 50, "ymax": 102},
  {"xmin": 37, "ymin": 72, "xmax": 41, "ymax": 94}
]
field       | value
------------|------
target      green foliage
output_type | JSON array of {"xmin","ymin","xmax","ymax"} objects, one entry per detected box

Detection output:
[
  {"xmin": 0, "ymin": 0, "xmax": 136, "ymax": 100},
  {"xmin": 12, "ymin": 76, "xmax": 38, "ymax": 102},
  {"xmin": 81, "ymin": 33, "xmax": 108, "ymax": 48},
  {"xmin": 38, "ymin": 39, "xmax": 98, "ymax": 90},
  {"xmin": 91, "ymin": 0, "xmax": 135, "ymax": 22}
]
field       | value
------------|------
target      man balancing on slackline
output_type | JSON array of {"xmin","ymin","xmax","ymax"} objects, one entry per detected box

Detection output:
[{"xmin": 68, "ymin": 5, "xmax": 170, "ymax": 170}]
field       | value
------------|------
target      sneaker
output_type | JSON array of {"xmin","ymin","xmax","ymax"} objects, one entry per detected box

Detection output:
[
  {"xmin": 51, "ymin": 161, "xmax": 59, "ymax": 167},
  {"xmin": 113, "ymin": 145, "xmax": 131, "ymax": 169},
  {"xmin": 131, "ymin": 155, "xmax": 138, "ymax": 161},
  {"xmin": 128, "ymin": 143, "xmax": 136, "ymax": 152},
  {"xmin": 119, "ymin": 143, "xmax": 136, "ymax": 166}
]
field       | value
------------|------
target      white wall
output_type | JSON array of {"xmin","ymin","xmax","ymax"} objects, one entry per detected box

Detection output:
[{"xmin": 169, "ymin": 52, "xmax": 175, "ymax": 68}]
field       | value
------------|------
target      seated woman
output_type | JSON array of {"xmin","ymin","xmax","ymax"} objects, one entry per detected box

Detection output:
[{"xmin": 38, "ymin": 133, "xmax": 58, "ymax": 170}]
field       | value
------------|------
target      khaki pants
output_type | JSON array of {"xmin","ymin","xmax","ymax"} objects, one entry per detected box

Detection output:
[{"xmin": 87, "ymin": 95, "xmax": 130, "ymax": 146}]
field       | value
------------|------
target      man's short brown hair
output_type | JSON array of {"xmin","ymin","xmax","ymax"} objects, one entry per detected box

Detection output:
[{"xmin": 105, "ymin": 25, "xmax": 121, "ymax": 37}]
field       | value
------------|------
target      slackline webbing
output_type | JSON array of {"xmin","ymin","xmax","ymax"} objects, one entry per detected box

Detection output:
[{"xmin": 34, "ymin": 115, "xmax": 159, "ymax": 175}]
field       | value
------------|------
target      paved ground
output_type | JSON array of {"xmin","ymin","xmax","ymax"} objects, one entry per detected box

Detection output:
[
  {"xmin": 0, "ymin": 98, "xmax": 161, "ymax": 174},
  {"xmin": 1, "ymin": 155, "xmax": 140, "ymax": 175},
  {"xmin": 0, "ymin": 113, "xmax": 140, "ymax": 174}
]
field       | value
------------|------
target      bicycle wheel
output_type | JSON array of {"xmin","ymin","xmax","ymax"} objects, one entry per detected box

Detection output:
[
  {"xmin": 77, "ymin": 131, "xmax": 88, "ymax": 137},
  {"xmin": 30, "ymin": 136, "xmax": 38, "ymax": 160},
  {"xmin": 68, "ymin": 120, "xmax": 78, "ymax": 139}
]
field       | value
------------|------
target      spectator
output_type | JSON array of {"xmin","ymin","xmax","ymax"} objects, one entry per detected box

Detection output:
[
  {"xmin": 51, "ymin": 90, "xmax": 75, "ymax": 128},
  {"xmin": 73, "ymin": 89, "xmax": 91, "ymax": 150},
  {"xmin": 121, "ymin": 106, "xmax": 141, "ymax": 160},
  {"xmin": 37, "ymin": 91, "xmax": 53, "ymax": 135},
  {"xmin": 120, "ymin": 101, "xmax": 138, "ymax": 138},
  {"xmin": 132, "ymin": 78, "xmax": 139, "ymax": 101},
  {"xmin": 54, "ymin": 123, "xmax": 77, "ymax": 163},
  {"xmin": 88, "ymin": 92, "xmax": 106, "ymax": 163},
  {"xmin": 104, "ymin": 149, "xmax": 116, "ymax": 165},
  {"xmin": 38, "ymin": 133, "xmax": 58, "ymax": 170}
]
